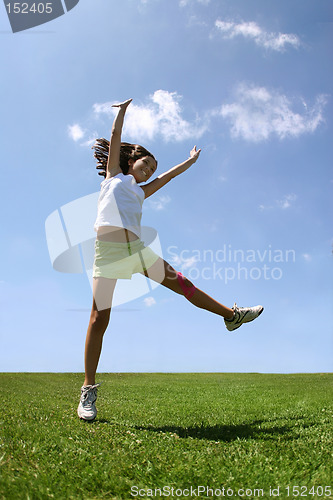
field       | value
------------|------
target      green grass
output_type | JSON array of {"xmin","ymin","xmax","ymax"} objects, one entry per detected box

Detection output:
[{"xmin": 0, "ymin": 373, "xmax": 332, "ymax": 499}]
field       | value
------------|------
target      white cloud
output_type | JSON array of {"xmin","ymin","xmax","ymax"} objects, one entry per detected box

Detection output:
[
  {"xmin": 147, "ymin": 195, "xmax": 171, "ymax": 211},
  {"xmin": 93, "ymin": 90, "xmax": 207, "ymax": 143},
  {"xmin": 68, "ymin": 124, "xmax": 85, "ymax": 141},
  {"xmin": 218, "ymin": 83, "xmax": 328, "ymax": 142},
  {"xmin": 277, "ymin": 193, "xmax": 297, "ymax": 209},
  {"xmin": 302, "ymin": 253, "xmax": 312, "ymax": 262},
  {"xmin": 144, "ymin": 297, "xmax": 156, "ymax": 307},
  {"xmin": 259, "ymin": 193, "xmax": 297, "ymax": 211},
  {"xmin": 187, "ymin": 15, "xmax": 209, "ymax": 27},
  {"xmin": 169, "ymin": 252, "xmax": 198, "ymax": 270},
  {"xmin": 123, "ymin": 104, "xmax": 159, "ymax": 141},
  {"xmin": 215, "ymin": 19, "xmax": 300, "ymax": 52},
  {"xmin": 180, "ymin": 0, "xmax": 210, "ymax": 7},
  {"xmin": 71, "ymin": 86, "xmax": 327, "ymax": 149},
  {"xmin": 208, "ymin": 219, "xmax": 220, "ymax": 232},
  {"xmin": 259, "ymin": 204, "xmax": 271, "ymax": 211},
  {"xmin": 80, "ymin": 131, "xmax": 99, "ymax": 147},
  {"xmin": 92, "ymin": 102, "xmax": 111, "ymax": 114}
]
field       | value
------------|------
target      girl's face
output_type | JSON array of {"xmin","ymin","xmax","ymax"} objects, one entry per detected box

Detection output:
[{"xmin": 128, "ymin": 156, "xmax": 157, "ymax": 183}]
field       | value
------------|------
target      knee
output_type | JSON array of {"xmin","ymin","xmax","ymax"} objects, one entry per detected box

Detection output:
[
  {"xmin": 89, "ymin": 308, "xmax": 110, "ymax": 330},
  {"xmin": 177, "ymin": 272, "xmax": 196, "ymax": 300},
  {"xmin": 182, "ymin": 276, "xmax": 194, "ymax": 289}
]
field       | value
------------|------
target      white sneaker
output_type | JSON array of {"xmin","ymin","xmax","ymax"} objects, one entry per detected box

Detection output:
[
  {"xmin": 77, "ymin": 383, "xmax": 100, "ymax": 421},
  {"xmin": 225, "ymin": 303, "xmax": 264, "ymax": 331}
]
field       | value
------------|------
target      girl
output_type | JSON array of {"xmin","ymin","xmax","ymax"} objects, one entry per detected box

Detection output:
[{"xmin": 78, "ymin": 99, "xmax": 263, "ymax": 421}]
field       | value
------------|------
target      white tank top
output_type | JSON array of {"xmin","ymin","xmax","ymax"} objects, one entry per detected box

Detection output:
[{"xmin": 94, "ymin": 173, "xmax": 145, "ymax": 238}]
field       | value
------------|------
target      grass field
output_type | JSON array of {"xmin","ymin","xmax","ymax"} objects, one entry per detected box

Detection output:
[{"xmin": 0, "ymin": 373, "xmax": 332, "ymax": 499}]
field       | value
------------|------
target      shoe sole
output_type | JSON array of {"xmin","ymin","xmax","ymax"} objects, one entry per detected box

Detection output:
[
  {"xmin": 77, "ymin": 407, "xmax": 97, "ymax": 421},
  {"xmin": 77, "ymin": 412, "xmax": 97, "ymax": 421}
]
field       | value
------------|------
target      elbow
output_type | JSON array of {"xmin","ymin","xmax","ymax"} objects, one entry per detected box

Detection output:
[
  {"xmin": 111, "ymin": 128, "xmax": 121, "ymax": 138},
  {"xmin": 167, "ymin": 171, "xmax": 175, "ymax": 182}
]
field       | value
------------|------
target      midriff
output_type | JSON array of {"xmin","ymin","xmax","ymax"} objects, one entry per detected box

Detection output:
[{"xmin": 96, "ymin": 226, "xmax": 138, "ymax": 243}]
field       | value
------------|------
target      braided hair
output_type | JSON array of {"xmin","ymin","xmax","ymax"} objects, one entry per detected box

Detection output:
[{"xmin": 93, "ymin": 139, "xmax": 157, "ymax": 178}]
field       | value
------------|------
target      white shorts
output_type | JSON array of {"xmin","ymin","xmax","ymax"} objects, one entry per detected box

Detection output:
[{"xmin": 92, "ymin": 238, "xmax": 160, "ymax": 280}]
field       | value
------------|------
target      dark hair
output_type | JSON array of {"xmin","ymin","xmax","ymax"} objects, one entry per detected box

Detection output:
[{"xmin": 93, "ymin": 138, "xmax": 157, "ymax": 178}]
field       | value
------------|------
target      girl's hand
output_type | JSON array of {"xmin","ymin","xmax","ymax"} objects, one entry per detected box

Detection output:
[
  {"xmin": 190, "ymin": 145, "xmax": 201, "ymax": 163},
  {"xmin": 112, "ymin": 98, "xmax": 133, "ymax": 109}
]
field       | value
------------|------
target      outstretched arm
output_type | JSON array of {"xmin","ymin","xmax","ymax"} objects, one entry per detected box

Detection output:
[
  {"xmin": 141, "ymin": 146, "xmax": 201, "ymax": 198},
  {"xmin": 106, "ymin": 98, "xmax": 132, "ymax": 179}
]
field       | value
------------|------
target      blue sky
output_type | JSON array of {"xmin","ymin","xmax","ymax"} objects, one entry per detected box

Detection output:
[{"xmin": 0, "ymin": 0, "xmax": 332, "ymax": 373}]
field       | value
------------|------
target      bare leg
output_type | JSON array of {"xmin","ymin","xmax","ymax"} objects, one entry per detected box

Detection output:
[
  {"xmin": 83, "ymin": 277, "xmax": 117, "ymax": 386},
  {"xmin": 144, "ymin": 258, "xmax": 234, "ymax": 320}
]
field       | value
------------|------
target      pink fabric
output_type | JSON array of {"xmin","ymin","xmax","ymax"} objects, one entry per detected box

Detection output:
[{"xmin": 177, "ymin": 272, "xmax": 196, "ymax": 299}]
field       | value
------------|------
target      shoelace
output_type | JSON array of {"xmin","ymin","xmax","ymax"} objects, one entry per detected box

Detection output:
[
  {"xmin": 81, "ymin": 384, "xmax": 100, "ymax": 406},
  {"xmin": 231, "ymin": 303, "xmax": 241, "ymax": 323}
]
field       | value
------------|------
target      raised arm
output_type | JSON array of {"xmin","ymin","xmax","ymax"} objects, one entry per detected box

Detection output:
[
  {"xmin": 106, "ymin": 98, "xmax": 132, "ymax": 179},
  {"xmin": 141, "ymin": 146, "xmax": 201, "ymax": 198}
]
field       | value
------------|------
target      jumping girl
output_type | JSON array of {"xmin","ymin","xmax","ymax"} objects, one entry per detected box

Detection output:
[{"xmin": 78, "ymin": 98, "xmax": 264, "ymax": 421}]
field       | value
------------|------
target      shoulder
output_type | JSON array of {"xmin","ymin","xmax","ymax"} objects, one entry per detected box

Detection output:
[
  {"xmin": 102, "ymin": 173, "xmax": 125, "ymax": 186},
  {"xmin": 105, "ymin": 172, "xmax": 124, "ymax": 182}
]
